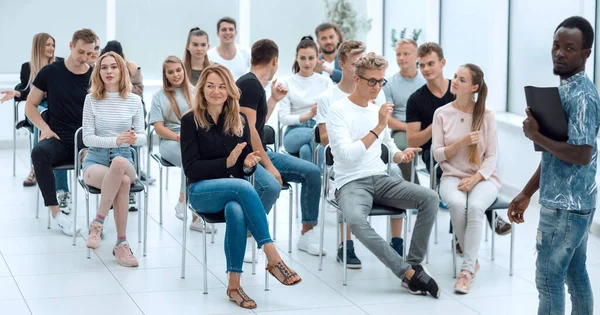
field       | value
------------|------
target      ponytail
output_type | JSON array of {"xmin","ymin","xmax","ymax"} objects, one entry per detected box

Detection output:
[{"xmin": 464, "ymin": 63, "xmax": 487, "ymax": 165}]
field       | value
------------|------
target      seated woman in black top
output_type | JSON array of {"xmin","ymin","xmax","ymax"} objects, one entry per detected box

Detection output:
[{"xmin": 180, "ymin": 64, "xmax": 301, "ymax": 309}]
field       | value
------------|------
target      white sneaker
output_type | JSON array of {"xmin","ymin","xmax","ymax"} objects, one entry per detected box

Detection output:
[
  {"xmin": 57, "ymin": 190, "xmax": 71, "ymax": 214},
  {"xmin": 243, "ymin": 238, "xmax": 262, "ymax": 263},
  {"xmin": 189, "ymin": 219, "xmax": 218, "ymax": 234},
  {"xmin": 297, "ymin": 229, "xmax": 326, "ymax": 256},
  {"xmin": 174, "ymin": 202, "xmax": 186, "ymax": 221},
  {"xmin": 55, "ymin": 212, "xmax": 80, "ymax": 236}
]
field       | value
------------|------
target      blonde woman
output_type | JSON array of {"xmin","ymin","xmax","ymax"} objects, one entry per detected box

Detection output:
[
  {"xmin": 148, "ymin": 56, "xmax": 211, "ymax": 232},
  {"xmin": 82, "ymin": 51, "xmax": 146, "ymax": 267},
  {"xmin": 181, "ymin": 64, "xmax": 301, "ymax": 309},
  {"xmin": 432, "ymin": 64, "xmax": 499, "ymax": 293},
  {"xmin": 183, "ymin": 27, "xmax": 211, "ymax": 86},
  {"xmin": 0, "ymin": 33, "xmax": 69, "ymax": 192}
]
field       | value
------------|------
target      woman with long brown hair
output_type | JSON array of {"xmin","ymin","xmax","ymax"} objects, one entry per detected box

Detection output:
[
  {"xmin": 431, "ymin": 64, "xmax": 500, "ymax": 294},
  {"xmin": 148, "ymin": 55, "xmax": 210, "ymax": 231},
  {"xmin": 0, "ymin": 33, "xmax": 71, "ymax": 201},
  {"xmin": 183, "ymin": 27, "xmax": 211, "ymax": 86},
  {"xmin": 81, "ymin": 51, "xmax": 146, "ymax": 267},
  {"xmin": 180, "ymin": 64, "xmax": 302, "ymax": 309}
]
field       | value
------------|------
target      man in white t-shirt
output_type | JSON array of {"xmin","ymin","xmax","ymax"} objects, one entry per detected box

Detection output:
[
  {"xmin": 327, "ymin": 52, "xmax": 440, "ymax": 298},
  {"xmin": 207, "ymin": 17, "xmax": 251, "ymax": 80},
  {"xmin": 314, "ymin": 23, "xmax": 343, "ymax": 83},
  {"xmin": 315, "ymin": 40, "xmax": 401, "ymax": 270}
]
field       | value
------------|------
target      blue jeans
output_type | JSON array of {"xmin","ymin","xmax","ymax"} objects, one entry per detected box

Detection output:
[
  {"xmin": 536, "ymin": 206, "xmax": 595, "ymax": 315},
  {"xmin": 267, "ymin": 151, "xmax": 321, "ymax": 225},
  {"xmin": 283, "ymin": 120, "xmax": 322, "ymax": 165},
  {"xmin": 30, "ymin": 101, "xmax": 69, "ymax": 192},
  {"xmin": 188, "ymin": 178, "xmax": 273, "ymax": 273},
  {"xmin": 253, "ymin": 164, "xmax": 281, "ymax": 215}
]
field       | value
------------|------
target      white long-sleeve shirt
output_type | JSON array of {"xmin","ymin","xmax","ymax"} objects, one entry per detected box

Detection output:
[
  {"xmin": 82, "ymin": 92, "xmax": 147, "ymax": 148},
  {"xmin": 326, "ymin": 97, "xmax": 401, "ymax": 189},
  {"xmin": 278, "ymin": 73, "xmax": 332, "ymax": 126}
]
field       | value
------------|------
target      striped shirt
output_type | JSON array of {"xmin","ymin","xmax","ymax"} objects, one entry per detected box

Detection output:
[{"xmin": 82, "ymin": 92, "xmax": 147, "ymax": 148}]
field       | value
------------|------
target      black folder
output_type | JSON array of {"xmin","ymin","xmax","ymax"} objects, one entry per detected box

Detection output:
[{"xmin": 524, "ymin": 86, "xmax": 569, "ymax": 152}]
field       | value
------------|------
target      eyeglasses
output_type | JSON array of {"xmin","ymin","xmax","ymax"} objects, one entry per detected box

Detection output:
[{"xmin": 357, "ymin": 75, "xmax": 387, "ymax": 87}]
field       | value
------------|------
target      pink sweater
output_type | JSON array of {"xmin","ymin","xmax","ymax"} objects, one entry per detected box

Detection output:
[{"xmin": 431, "ymin": 103, "xmax": 501, "ymax": 187}]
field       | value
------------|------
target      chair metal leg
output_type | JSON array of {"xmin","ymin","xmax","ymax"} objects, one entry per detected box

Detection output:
[
  {"xmin": 166, "ymin": 168, "xmax": 169, "ymax": 190},
  {"xmin": 12, "ymin": 102, "xmax": 17, "ymax": 177},
  {"xmin": 288, "ymin": 187, "xmax": 293, "ymax": 254},
  {"xmin": 485, "ymin": 216, "xmax": 489, "ymax": 242},
  {"xmin": 251, "ymin": 238, "xmax": 256, "ymax": 275},
  {"xmin": 264, "ymin": 260, "xmax": 269, "ymax": 291},
  {"xmin": 211, "ymin": 224, "xmax": 216, "ymax": 244},
  {"xmin": 143, "ymin": 187, "xmax": 149, "ymax": 257},
  {"xmin": 86, "ymin": 194, "xmax": 91, "ymax": 259},
  {"xmin": 181, "ymin": 191, "xmax": 189, "ymax": 279},
  {"xmin": 36, "ymin": 190, "xmax": 40, "ymax": 219},
  {"xmin": 47, "ymin": 208, "xmax": 51, "ymax": 229},
  {"xmin": 158, "ymin": 166, "xmax": 163, "ymax": 225},
  {"xmin": 510, "ymin": 222, "xmax": 515, "ymax": 276},
  {"xmin": 403, "ymin": 215, "xmax": 408, "ymax": 260},
  {"xmin": 491, "ymin": 210, "xmax": 496, "ymax": 261},
  {"xmin": 294, "ymin": 183, "xmax": 299, "ymax": 219},
  {"xmin": 318, "ymin": 198, "xmax": 326, "ymax": 271},
  {"xmin": 202, "ymin": 220, "xmax": 208, "ymax": 294},
  {"xmin": 137, "ymin": 194, "xmax": 142, "ymax": 244},
  {"xmin": 73, "ymin": 176, "xmax": 78, "ymax": 246},
  {"xmin": 342, "ymin": 220, "xmax": 348, "ymax": 286},
  {"xmin": 452, "ymin": 232, "xmax": 457, "ymax": 279},
  {"xmin": 434, "ymin": 210, "xmax": 438, "ymax": 244}
]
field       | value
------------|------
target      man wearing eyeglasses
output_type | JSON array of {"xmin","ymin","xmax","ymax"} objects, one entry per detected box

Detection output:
[{"xmin": 327, "ymin": 52, "xmax": 441, "ymax": 298}]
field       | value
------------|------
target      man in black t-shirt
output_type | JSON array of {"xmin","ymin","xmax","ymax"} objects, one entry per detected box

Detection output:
[
  {"xmin": 26, "ymin": 29, "xmax": 98, "ymax": 237},
  {"xmin": 237, "ymin": 39, "xmax": 324, "ymax": 259}
]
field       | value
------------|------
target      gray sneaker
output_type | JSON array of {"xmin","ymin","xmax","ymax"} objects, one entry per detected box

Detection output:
[{"xmin": 57, "ymin": 190, "xmax": 71, "ymax": 214}]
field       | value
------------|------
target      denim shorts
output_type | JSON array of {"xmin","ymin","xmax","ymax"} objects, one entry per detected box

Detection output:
[{"xmin": 82, "ymin": 147, "xmax": 134, "ymax": 174}]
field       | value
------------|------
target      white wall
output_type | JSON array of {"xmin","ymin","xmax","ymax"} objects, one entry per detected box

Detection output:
[
  {"xmin": 507, "ymin": 0, "xmax": 596, "ymax": 115},
  {"xmin": 440, "ymin": 0, "xmax": 509, "ymax": 113},
  {"xmin": 0, "ymin": 0, "xmax": 107, "ymax": 74},
  {"xmin": 115, "ymin": 0, "xmax": 239, "ymax": 81}
]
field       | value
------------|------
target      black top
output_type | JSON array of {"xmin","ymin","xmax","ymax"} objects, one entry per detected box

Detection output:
[
  {"xmin": 32, "ymin": 59, "xmax": 92, "ymax": 142},
  {"xmin": 180, "ymin": 110, "xmax": 254, "ymax": 184},
  {"xmin": 236, "ymin": 72, "xmax": 268, "ymax": 145},
  {"xmin": 16, "ymin": 57, "xmax": 64, "ymax": 101},
  {"xmin": 406, "ymin": 80, "xmax": 455, "ymax": 151}
]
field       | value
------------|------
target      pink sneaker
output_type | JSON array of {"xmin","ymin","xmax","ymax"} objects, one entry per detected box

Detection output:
[
  {"xmin": 86, "ymin": 221, "xmax": 103, "ymax": 249},
  {"xmin": 454, "ymin": 271, "xmax": 473, "ymax": 294},
  {"xmin": 113, "ymin": 241, "xmax": 139, "ymax": 267}
]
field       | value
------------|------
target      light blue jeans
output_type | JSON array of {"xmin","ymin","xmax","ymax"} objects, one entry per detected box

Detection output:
[
  {"xmin": 30, "ymin": 100, "xmax": 68, "ymax": 192},
  {"xmin": 283, "ymin": 120, "xmax": 323, "ymax": 166},
  {"xmin": 188, "ymin": 178, "xmax": 273, "ymax": 273},
  {"xmin": 535, "ymin": 206, "xmax": 595, "ymax": 315}
]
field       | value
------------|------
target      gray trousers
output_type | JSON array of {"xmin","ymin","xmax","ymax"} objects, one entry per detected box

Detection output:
[
  {"xmin": 159, "ymin": 139, "xmax": 185, "ymax": 194},
  {"xmin": 335, "ymin": 175, "xmax": 439, "ymax": 278}
]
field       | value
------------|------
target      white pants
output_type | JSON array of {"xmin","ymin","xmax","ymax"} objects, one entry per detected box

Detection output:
[{"xmin": 439, "ymin": 176, "xmax": 499, "ymax": 273}]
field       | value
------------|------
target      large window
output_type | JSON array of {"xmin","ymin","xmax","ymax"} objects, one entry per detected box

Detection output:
[
  {"xmin": 507, "ymin": 0, "xmax": 595, "ymax": 115},
  {"xmin": 116, "ymin": 0, "xmax": 238, "ymax": 81},
  {"xmin": 440, "ymin": 0, "xmax": 509, "ymax": 113}
]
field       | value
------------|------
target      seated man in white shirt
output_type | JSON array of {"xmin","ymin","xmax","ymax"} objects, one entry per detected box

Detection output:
[
  {"xmin": 327, "ymin": 52, "xmax": 440, "ymax": 298},
  {"xmin": 316, "ymin": 40, "xmax": 405, "ymax": 270},
  {"xmin": 207, "ymin": 17, "xmax": 251, "ymax": 80}
]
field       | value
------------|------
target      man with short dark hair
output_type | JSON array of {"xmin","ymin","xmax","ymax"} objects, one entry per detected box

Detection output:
[
  {"xmin": 27, "ymin": 28, "xmax": 98, "ymax": 236},
  {"xmin": 207, "ymin": 17, "xmax": 251, "ymax": 80},
  {"xmin": 510, "ymin": 16, "xmax": 599, "ymax": 314},
  {"xmin": 237, "ymin": 39, "xmax": 323, "ymax": 260},
  {"xmin": 314, "ymin": 22, "xmax": 343, "ymax": 83}
]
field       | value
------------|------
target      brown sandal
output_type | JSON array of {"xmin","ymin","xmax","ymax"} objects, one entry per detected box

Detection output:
[
  {"xmin": 227, "ymin": 287, "xmax": 256, "ymax": 309},
  {"xmin": 266, "ymin": 261, "xmax": 302, "ymax": 286},
  {"xmin": 23, "ymin": 169, "xmax": 36, "ymax": 187}
]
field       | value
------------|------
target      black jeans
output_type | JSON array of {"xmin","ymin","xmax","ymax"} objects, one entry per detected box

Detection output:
[
  {"xmin": 422, "ymin": 149, "xmax": 497, "ymax": 233},
  {"xmin": 31, "ymin": 138, "xmax": 74, "ymax": 206}
]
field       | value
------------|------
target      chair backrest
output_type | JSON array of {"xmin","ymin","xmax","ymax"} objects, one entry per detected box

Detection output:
[
  {"xmin": 313, "ymin": 126, "xmax": 321, "ymax": 144},
  {"xmin": 263, "ymin": 125, "xmax": 276, "ymax": 146}
]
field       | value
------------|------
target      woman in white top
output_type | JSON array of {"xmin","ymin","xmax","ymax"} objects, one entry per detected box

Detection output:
[
  {"xmin": 81, "ymin": 52, "xmax": 146, "ymax": 267},
  {"xmin": 148, "ymin": 56, "xmax": 210, "ymax": 232},
  {"xmin": 279, "ymin": 36, "xmax": 332, "ymax": 163}
]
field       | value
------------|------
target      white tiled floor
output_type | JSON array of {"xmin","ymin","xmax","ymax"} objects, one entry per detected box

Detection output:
[{"xmin": 2, "ymin": 147, "xmax": 600, "ymax": 314}]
